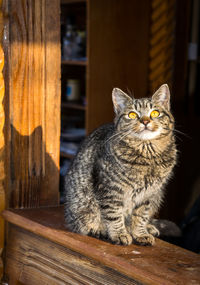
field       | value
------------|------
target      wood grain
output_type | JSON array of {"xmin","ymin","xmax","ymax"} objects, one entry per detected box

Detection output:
[
  {"xmin": 6, "ymin": 226, "xmax": 137, "ymax": 285},
  {"xmin": 3, "ymin": 207, "xmax": 200, "ymax": 285},
  {"xmin": 0, "ymin": 0, "xmax": 5, "ymax": 280},
  {"xmin": 148, "ymin": 0, "xmax": 175, "ymax": 94},
  {"xmin": 6, "ymin": 0, "xmax": 60, "ymax": 208},
  {"xmin": 39, "ymin": 0, "xmax": 61, "ymax": 206}
]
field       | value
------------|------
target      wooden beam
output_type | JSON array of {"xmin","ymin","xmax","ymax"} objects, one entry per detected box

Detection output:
[
  {"xmin": 2, "ymin": 207, "xmax": 200, "ymax": 284},
  {"xmin": 0, "ymin": 0, "xmax": 5, "ymax": 279}
]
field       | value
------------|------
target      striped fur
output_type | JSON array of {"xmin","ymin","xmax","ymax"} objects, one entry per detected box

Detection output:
[{"xmin": 64, "ymin": 84, "xmax": 177, "ymax": 246}]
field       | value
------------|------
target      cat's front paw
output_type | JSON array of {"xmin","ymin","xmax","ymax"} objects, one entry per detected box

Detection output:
[
  {"xmin": 133, "ymin": 234, "xmax": 155, "ymax": 246},
  {"xmin": 147, "ymin": 224, "xmax": 160, "ymax": 237},
  {"xmin": 111, "ymin": 233, "xmax": 133, "ymax": 245}
]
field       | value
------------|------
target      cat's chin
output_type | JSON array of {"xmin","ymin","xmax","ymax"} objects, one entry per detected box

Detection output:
[{"xmin": 134, "ymin": 129, "xmax": 161, "ymax": 140}]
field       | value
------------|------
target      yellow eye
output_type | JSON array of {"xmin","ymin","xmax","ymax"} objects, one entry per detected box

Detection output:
[
  {"xmin": 151, "ymin": 110, "xmax": 160, "ymax": 118},
  {"xmin": 128, "ymin": 112, "xmax": 138, "ymax": 119}
]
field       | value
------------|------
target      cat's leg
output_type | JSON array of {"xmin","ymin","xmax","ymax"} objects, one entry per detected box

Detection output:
[
  {"xmin": 102, "ymin": 209, "xmax": 132, "ymax": 245},
  {"xmin": 107, "ymin": 217, "xmax": 133, "ymax": 245},
  {"xmin": 131, "ymin": 203, "xmax": 155, "ymax": 245},
  {"xmin": 65, "ymin": 193, "xmax": 102, "ymax": 237}
]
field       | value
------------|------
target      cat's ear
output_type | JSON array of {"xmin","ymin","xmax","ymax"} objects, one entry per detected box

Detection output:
[
  {"xmin": 152, "ymin": 84, "xmax": 170, "ymax": 110},
  {"xmin": 112, "ymin": 88, "xmax": 132, "ymax": 114}
]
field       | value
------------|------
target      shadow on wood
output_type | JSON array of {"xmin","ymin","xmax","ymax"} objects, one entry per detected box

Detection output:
[{"xmin": 8, "ymin": 125, "xmax": 60, "ymax": 209}]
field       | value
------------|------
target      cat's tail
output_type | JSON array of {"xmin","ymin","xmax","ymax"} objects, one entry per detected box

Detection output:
[{"xmin": 151, "ymin": 219, "xmax": 182, "ymax": 237}]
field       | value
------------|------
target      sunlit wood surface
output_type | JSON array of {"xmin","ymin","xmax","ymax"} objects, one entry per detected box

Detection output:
[{"xmin": 6, "ymin": 0, "xmax": 61, "ymax": 208}]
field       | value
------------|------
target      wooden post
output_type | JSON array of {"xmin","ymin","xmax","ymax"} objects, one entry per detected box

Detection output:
[
  {"xmin": 4, "ymin": 0, "xmax": 61, "ymax": 208},
  {"xmin": 0, "ymin": 0, "xmax": 5, "ymax": 279}
]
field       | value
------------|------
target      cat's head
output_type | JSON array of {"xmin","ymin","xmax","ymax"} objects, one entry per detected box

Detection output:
[{"xmin": 112, "ymin": 84, "xmax": 174, "ymax": 141}]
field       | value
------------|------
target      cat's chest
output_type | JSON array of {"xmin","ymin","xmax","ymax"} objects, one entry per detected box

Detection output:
[
  {"xmin": 122, "ymin": 176, "xmax": 161, "ymax": 216},
  {"xmin": 123, "ymin": 185, "xmax": 150, "ymax": 206},
  {"xmin": 123, "ymin": 187, "xmax": 145, "ymax": 215}
]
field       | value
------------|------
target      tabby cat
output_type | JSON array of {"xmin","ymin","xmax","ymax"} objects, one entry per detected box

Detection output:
[{"xmin": 64, "ymin": 84, "xmax": 178, "ymax": 246}]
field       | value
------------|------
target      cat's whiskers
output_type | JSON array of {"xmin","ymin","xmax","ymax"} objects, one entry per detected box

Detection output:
[
  {"xmin": 107, "ymin": 129, "xmax": 134, "ymax": 172},
  {"xmin": 174, "ymin": 135, "xmax": 183, "ymax": 142},
  {"xmin": 104, "ymin": 130, "xmax": 130, "ymax": 157},
  {"xmin": 104, "ymin": 127, "xmax": 132, "ymax": 145},
  {"xmin": 117, "ymin": 129, "xmax": 133, "ymax": 144},
  {"xmin": 174, "ymin": 128, "xmax": 190, "ymax": 138},
  {"xmin": 163, "ymin": 127, "xmax": 190, "ymax": 139},
  {"xmin": 115, "ymin": 131, "xmax": 134, "ymax": 172},
  {"xmin": 104, "ymin": 131, "xmax": 124, "ymax": 145}
]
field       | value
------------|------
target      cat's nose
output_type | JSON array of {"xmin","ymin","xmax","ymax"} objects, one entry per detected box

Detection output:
[{"xmin": 140, "ymin": 116, "xmax": 150, "ymax": 125}]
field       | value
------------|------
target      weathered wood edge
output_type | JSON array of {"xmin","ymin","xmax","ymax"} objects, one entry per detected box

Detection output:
[
  {"xmin": 2, "ymin": 209, "xmax": 180, "ymax": 285},
  {"xmin": 0, "ymin": 0, "xmax": 5, "ymax": 280}
]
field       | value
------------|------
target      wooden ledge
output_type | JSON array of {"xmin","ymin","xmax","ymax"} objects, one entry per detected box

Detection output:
[{"xmin": 2, "ymin": 206, "xmax": 200, "ymax": 285}]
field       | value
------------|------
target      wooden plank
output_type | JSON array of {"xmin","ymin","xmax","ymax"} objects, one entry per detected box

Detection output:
[
  {"xmin": 2, "ymin": 207, "xmax": 200, "ymax": 285},
  {"xmin": 0, "ymin": 0, "xmax": 5, "ymax": 278},
  {"xmin": 6, "ymin": 225, "xmax": 137, "ymax": 285},
  {"xmin": 86, "ymin": 0, "xmax": 151, "ymax": 134},
  {"xmin": 6, "ymin": 0, "xmax": 60, "ymax": 208}
]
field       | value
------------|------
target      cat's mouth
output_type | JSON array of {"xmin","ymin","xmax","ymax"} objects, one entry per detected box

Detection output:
[
  {"xmin": 140, "ymin": 128, "xmax": 155, "ymax": 136},
  {"xmin": 134, "ymin": 125, "xmax": 161, "ymax": 140},
  {"xmin": 141, "ymin": 123, "xmax": 158, "ymax": 132},
  {"xmin": 144, "ymin": 125, "xmax": 151, "ymax": 131}
]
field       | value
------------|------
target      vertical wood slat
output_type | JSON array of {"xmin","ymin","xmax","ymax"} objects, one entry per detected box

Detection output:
[
  {"xmin": 148, "ymin": 0, "xmax": 176, "ymax": 94},
  {"xmin": 0, "ymin": 0, "xmax": 5, "ymax": 279},
  {"xmin": 7, "ymin": 0, "xmax": 60, "ymax": 208},
  {"xmin": 40, "ymin": 0, "xmax": 61, "ymax": 206}
]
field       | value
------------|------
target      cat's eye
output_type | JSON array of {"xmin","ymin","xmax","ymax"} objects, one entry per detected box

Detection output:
[
  {"xmin": 128, "ymin": 112, "xmax": 138, "ymax": 119},
  {"xmin": 150, "ymin": 110, "xmax": 160, "ymax": 118}
]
